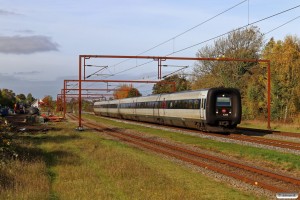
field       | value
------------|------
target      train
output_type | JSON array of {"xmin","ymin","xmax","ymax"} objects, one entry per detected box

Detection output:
[{"xmin": 93, "ymin": 88, "xmax": 242, "ymax": 132}]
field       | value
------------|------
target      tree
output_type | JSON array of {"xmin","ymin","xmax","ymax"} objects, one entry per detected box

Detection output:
[
  {"xmin": 113, "ymin": 84, "xmax": 142, "ymax": 99},
  {"xmin": 68, "ymin": 98, "xmax": 78, "ymax": 113},
  {"xmin": 262, "ymin": 35, "xmax": 300, "ymax": 121},
  {"xmin": 192, "ymin": 26, "xmax": 265, "ymax": 119},
  {"xmin": 39, "ymin": 95, "xmax": 54, "ymax": 113},
  {"xmin": 192, "ymin": 26, "xmax": 264, "ymax": 90},
  {"xmin": 152, "ymin": 74, "xmax": 191, "ymax": 94},
  {"xmin": 0, "ymin": 89, "xmax": 16, "ymax": 108},
  {"xmin": 128, "ymin": 88, "xmax": 142, "ymax": 98},
  {"xmin": 82, "ymin": 100, "xmax": 94, "ymax": 112},
  {"xmin": 0, "ymin": 90, "xmax": 2, "ymax": 106},
  {"xmin": 26, "ymin": 93, "xmax": 35, "ymax": 105},
  {"xmin": 56, "ymin": 97, "xmax": 63, "ymax": 112},
  {"xmin": 0, "ymin": 88, "xmax": 36, "ymax": 109},
  {"xmin": 16, "ymin": 94, "xmax": 26, "ymax": 103}
]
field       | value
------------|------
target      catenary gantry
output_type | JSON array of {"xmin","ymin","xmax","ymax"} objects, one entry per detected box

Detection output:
[{"xmin": 58, "ymin": 55, "xmax": 271, "ymax": 130}]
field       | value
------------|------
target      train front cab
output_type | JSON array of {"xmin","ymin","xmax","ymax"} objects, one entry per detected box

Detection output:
[{"xmin": 205, "ymin": 88, "xmax": 241, "ymax": 130}]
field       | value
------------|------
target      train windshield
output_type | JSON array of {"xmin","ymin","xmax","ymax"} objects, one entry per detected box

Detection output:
[{"xmin": 216, "ymin": 97, "xmax": 231, "ymax": 107}]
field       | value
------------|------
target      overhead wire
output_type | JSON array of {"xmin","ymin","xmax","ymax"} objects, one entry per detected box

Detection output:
[
  {"xmin": 82, "ymin": 0, "xmax": 248, "ymax": 92},
  {"xmin": 263, "ymin": 15, "xmax": 300, "ymax": 35},
  {"xmin": 85, "ymin": 3, "xmax": 300, "ymax": 95},
  {"xmin": 109, "ymin": 4, "xmax": 300, "ymax": 95},
  {"xmin": 168, "ymin": 4, "xmax": 300, "ymax": 56},
  {"xmin": 108, "ymin": 3, "xmax": 300, "ymax": 80},
  {"xmin": 108, "ymin": 0, "xmax": 248, "ymax": 69},
  {"xmin": 135, "ymin": 0, "xmax": 248, "ymax": 56}
]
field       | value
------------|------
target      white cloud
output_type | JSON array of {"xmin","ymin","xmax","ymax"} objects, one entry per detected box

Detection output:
[{"xmin": 0, "ymin": 35, "xmax": 59, "ymax": 54}]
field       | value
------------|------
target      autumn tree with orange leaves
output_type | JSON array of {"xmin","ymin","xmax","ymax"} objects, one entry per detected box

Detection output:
[
  {"xmin": 113, "ymin": 84, "xmax": 142, "ymax": 99},
  {"xmin": 39, "ymin": 95, "xmax": 56, "ymax": 114},
  {"xmin": 262, "ymin": 35, "xmax": 300, "ymax": 121}
]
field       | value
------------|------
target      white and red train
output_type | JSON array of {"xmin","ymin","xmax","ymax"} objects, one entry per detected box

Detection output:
[{"xmin": 94, "ymin": 88, "xmax": 242, "ymax": 132}]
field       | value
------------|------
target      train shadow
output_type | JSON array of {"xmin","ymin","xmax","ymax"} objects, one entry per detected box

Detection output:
[{"xmin": 232, "ymin": 127, "xmax": 273, "ymax": 136}]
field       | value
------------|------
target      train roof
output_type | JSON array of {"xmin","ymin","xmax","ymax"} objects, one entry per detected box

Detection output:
[{"xmin": 94, "ymin": 88, "xmax": 239, "ymax": 104}]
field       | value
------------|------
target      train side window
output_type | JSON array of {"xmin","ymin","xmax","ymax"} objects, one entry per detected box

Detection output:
[
  {"xmin": 188, "ymin": 100, "xmax": 194, "ymax": 109},
  {"xmin": 181, "ymin": 100, "xmax": 185, "ymax": 109},
  {"xmin": 148, "ymin": 102, "xmax": 153, "ymax": 108},
  {"xmin": 178, "ymin": 100, "xmax": 182, "ymax": 109},
  {"xmin": 173, "ymin": 100, "xmax": 178, "ymax": 109},
  {"xmin": 194, "ymin": 99, "xmax": 199, "ymax": 109},
  {"xmin": 184, "ymin": 100, "xmax": 189, "ymax": 109},
  {"xmin": 180, "ymin": 100, "xmax": 184, "ymax": 109},
  {"xmin": 153, "ymin": 101, "xmax": 156, "ymax": 108}
]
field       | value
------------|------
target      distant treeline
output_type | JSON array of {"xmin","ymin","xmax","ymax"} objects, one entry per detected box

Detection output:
[{"xmin": 0, "ymin": 89, "xmax": 36, "ymax": 108}]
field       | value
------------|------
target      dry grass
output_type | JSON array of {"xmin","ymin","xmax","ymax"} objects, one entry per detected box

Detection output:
[
  {"xmin": 0, "ymin": 121, "xmax": 264, "ymax": 200},
  {"xmin": 0, "ymin": 159, "xmax": 50, "ymax": 200}
]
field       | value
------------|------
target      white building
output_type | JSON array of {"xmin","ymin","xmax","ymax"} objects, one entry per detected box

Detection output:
[{"xmin": 31, "ymin": 99, "xmax": 43, "ymax": 108}]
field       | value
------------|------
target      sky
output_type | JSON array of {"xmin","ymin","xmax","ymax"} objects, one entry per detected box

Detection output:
[{"xmin": 0, "ymin": 0, "xmax": 299, "ymax": 99}]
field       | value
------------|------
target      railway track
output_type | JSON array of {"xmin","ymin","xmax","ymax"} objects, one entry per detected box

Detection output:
[
  {"xmin": 90, "ymin": 114, "xmax": 300, "ymax": 153},
  {"xmin": 67, "ymin": 114, "xmax": 300, "ymax": 195},
  {"xmin": 95, "ymin": 115, "xmax": 300, "ymax": 152}
]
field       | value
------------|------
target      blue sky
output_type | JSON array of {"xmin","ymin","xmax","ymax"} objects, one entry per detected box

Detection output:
[{"xmin": 0, "ymin": 0, "xmax": 299, "ymax": 98}]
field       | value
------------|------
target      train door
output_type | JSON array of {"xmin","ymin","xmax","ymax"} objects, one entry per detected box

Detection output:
[
  {"xmin": 153, "ymin": 95, "xmax": 160, "ymax": 118},
  {"xmin": 200, "ymin": 98, "xmax": 206, "ymax": 119},
  {"xmin": 133, "ymin": 100, "xmax": 136, "ymax": 115}
]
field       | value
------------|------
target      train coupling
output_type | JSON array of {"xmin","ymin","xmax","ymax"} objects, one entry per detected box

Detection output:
[{"xmin": 219, "ymin": 121, "xmax": 229, "ymax": 126}]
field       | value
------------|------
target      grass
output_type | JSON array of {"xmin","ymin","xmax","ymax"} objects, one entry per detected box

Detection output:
[
  {"xmin": 0, "ymin": 121, "xmax": 263, "ymax": 200},
  {"xmin": 0, "ymin": 160, "xmax": 50, "ymax": 200},
  {"xmin": 84, "ymin": 114, "xmax": 300, "ymax": 173}
]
